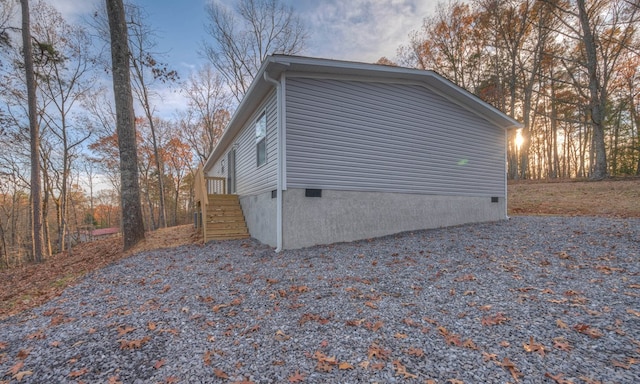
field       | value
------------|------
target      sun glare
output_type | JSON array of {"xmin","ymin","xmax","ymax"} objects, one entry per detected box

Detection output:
[{"xmin": 515, "ymin": 129, "xmax": 524, "ymax": 151}]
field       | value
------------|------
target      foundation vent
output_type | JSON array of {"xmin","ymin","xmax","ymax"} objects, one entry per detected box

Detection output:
[{"xmin": 305, "ymin": 189, "xmax": 322, "ymax": 198}]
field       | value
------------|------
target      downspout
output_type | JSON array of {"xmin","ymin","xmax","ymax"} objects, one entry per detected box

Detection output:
[
  {"xmin": 264, "ymin": 71, "xmax": 283, "ymax": 251},
  {"xmin": 505, "ymin": 129, "xmax": 509, "ymax": 219}
]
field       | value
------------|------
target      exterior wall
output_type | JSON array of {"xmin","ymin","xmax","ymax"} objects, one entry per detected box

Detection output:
[
  {"xmin": 282, "ymin": 188, "xmax": 506, "ymax": 249},
  {"xmin": 285, "ymin": 77, "xmax": 506, "ymax": 197},
  {"xmin": 208, "ymin": 89, "xmax": 278, "ymax": 196},
  {"xmin": 239, "ymin": 191, "xmax": 277, "ymax": 246}
]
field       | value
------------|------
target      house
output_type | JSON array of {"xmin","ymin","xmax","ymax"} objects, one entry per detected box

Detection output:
[{"xmin": 194, "ymin": 55, "xmax": 522, "ymax": 250}]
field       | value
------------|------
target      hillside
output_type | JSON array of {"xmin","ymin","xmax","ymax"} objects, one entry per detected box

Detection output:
[
  {"xmin": 2, "ymin": 178, "xmax": 639, "ymax": 318},
  {"xmin": 508, "ymin": 178, "xmax": 640, "ymax": 218}
]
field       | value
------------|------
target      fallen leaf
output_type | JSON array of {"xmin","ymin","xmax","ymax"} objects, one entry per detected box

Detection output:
[
  {"xmin": 159, "ymin": 285, "xmax": 171, "ymax": 293},
  {"xmin": 116, "ymin": 326, "xmax": 136, "ymax": 336},
  {"xmin": 481, "ymin": 313, "xmax": 509, "ymax": 326},
  {"xmin": 358, "ymin": 360, "xmax": 370, "ymax": 369},
  {"xmin": 275, "ymin": 330, "xmax": 290, "ymax": 341},
  {"xmin": 371, "ymin": 362, "xmax": 385, "ymax": 370},
  {"xmin": 49, "ymin": 341, "xmax": 61, "ymax": 348},
  {"xmin": 552, "ymin": 337, "xmax": 572, "ymax": 352},
  {"xmin": 0, "ymin": 342, "xmax": 7, "ymax": 350},
  {"xmin": 16, "ymin": 349, "xmax": 31, "ymax": 360},
  {"xmin": 118, "ymin": 336, "xmax": 151, "ymax": 350},
  {"xmin": 523, "ymin": 336, "xmax": 546, "ymax": 357},
  {"xmin": 392, "ymin": 360, "xmax": 417, "ymax": 379},
  {"xmin": 627, "ymin": 308, "xmax": 640, "ymax": 317},
  {"xmin": 574, "ymin": 323, "xmax": 603, "ymax": 338},
  {"xmin": 499, "ymin": 340, "xmax": 510, "ymax": 347},
  {"xmin": 447, "ymin": 380, "xmax": 464, "ymax": 384},
  {"xmin": 482, "ymin": 352, "xmax": 498, "ymax": 361},
  {"xmin": 338, "ymin": 361, "xmax": 353, "ymax": 370},
  {"xmin": 499, "ymin": 357, "xmax": 522, "ymax": 382},
  {"xmin": 368, "ymin": 343, "xmax": 391, "ymax": 360},
  {"xmin": 454, "ymin": 274, "xmax": 476, "ymax": 282},
  {"xmin": 394, "ymin": 332, "xmax": 408, "ymax": 339},
  {"xmin": 316, "ymin": 361, "xmax": 333, "ymax": 372},
  {"xmin": 463, "ymin": 339, "xmax": 478, "ymax": 350},
  {"xmin": 406, "ymin": 347, "xmax": 424, "ymax": 357},
  {"xmin": 8, "ymin": 361, "xmax": 24, "ymax": 375},
  {"xmin": 364, "ymin": 301, "xmax": 378, "ymax": 309},
  {"xmin": 556, "ymin": 319, "xmax": 569, "ymax": 329},
  {"xmin": 154, "ymin": 359, "xmax": 166, "ymax": 369},
  {"xmin": 69, "ymin": 368, "xmax": 89, "ymax": 377},
  {"xmin": 107, "ymin": 376, "xmax": 123, "ymax": 384},
  {"xmin": 147, "ymin": 322, "xmax": 157, "ymax": 331},
  {"xmin": 12, "ymin": 371, "xmax": 33, "ymax": 381},
  {"xmin": 423, "ymin": 317, "xmax": 439, "ymax": 324},
  {"xmin": 26, "ymin": 330, "xmax": 45, "ymax": 340},
  {"xmin": 288, "ymin": 370, "xmax": 305, "ymax": 383},
  {"xmin": 203, "ymin": 350, "xmax": 213, "ymax": 366},
  {"xmin": 214, "ymin": 368, "xmax": 228, "ymax": 379},
  {"xmin": 545, "ymin": 372, "xmax": 573, "ymax": 384}
]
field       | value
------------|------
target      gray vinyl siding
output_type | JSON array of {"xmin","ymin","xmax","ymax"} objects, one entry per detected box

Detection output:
[
  {"xmin": 285, "ymin": 77, "xmax": 506, "ymax": 196},
  {"xmin": 209, "ymin": 89, "xmax": 277, "ymax": 196}
]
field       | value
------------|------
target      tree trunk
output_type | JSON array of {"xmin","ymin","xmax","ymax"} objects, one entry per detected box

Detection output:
[
  {"xmin": 146, "ymin": 116, "xmax": 167, "ymax": 228},
  {"xmin": 21, "ymin": 0, "xmax": 44, "ymax": 262},
  {"xmin": 576, "ymin": 0, "xmax": 608, "ymax": 179},
  {"xmin": 106, "ymin": 0, "xmax": 145, "ymax": 250}
]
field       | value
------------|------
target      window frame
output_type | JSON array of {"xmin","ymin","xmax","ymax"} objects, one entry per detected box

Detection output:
[{"xmin": 255, "ymin": 111, "xmax": 267, "ymax": 167}]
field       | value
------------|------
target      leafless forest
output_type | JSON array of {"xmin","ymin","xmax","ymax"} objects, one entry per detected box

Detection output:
[{"xmin": 0, "ymin": 0, "xmax": 638, "ymax": 265}]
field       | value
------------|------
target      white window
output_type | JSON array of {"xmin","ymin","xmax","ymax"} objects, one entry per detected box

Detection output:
[{"xmin": 256, "ymin": 112, "xmax": 267, "ymax": 167}]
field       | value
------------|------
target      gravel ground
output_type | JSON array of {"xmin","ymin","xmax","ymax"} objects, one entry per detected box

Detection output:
[{"xmin": 1, "ymin": 216, "xmax": 639, "ymax": 384}]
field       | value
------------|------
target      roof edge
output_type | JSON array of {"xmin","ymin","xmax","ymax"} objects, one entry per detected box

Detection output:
[{"xmin": 204, "ymin": 55, "xmax": 523, "ymax": 172}]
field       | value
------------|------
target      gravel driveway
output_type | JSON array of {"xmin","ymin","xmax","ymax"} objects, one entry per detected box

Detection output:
[{"xmin": 1, "ymin": 216, "xmax": 639, "ymax": 383}]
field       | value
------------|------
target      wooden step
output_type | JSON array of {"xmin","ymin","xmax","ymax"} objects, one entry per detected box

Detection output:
[
  {"xmin": 206, "ymin": 228, "xmax": 249, "ymax": 236},
  {"xmin": 207, "ymin": 194, "xmax": 239, "ymax": 200},
  {"xmin": 206, "ymin": 206, "xmax": 242, "ymax": 211},
  {"xmin": 205, "ymin": 216, "xmax": 246, "ymax": 223},
  {"xmin": 202, "ymin": 194, "xmax": 250, "ymax": 243},
  {"xmin": 207, "ymin": 233, "xmax": 250, "ymax": 241},
  {"xmin": 207, "ymin": 197, "xmax": 241, "ymax": 206},
  {"xmin": 206, "ymin": 222, "xmax": 248, "ymax": 230},
  {"xmin": 206, "ymin": 214, "xmax": 244, "ymax": 221}
]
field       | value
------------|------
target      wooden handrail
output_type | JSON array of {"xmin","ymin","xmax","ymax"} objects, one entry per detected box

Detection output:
[{"xmin": 205, "ymin": 177, "xmax": 227, "ymax": 195}]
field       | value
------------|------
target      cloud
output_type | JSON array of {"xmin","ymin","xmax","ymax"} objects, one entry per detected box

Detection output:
[
  {"xmin": 292, "ymin": 0, "xmax": 434, "ymax": 63},
  {"xmin": 44, "ymin": 0, "xmax": 102, "ymax": 21}
]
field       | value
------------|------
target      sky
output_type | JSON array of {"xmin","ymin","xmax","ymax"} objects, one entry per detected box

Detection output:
[{"xmin": 45, "ymin": 0, "xmax": 437, "ymax": 116}]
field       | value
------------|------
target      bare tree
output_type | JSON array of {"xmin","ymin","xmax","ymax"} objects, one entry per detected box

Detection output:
[
  {"xmin": 29, "ymin": 1, "xmax": 95, "ymax": 252},
  {"xmin": 20, "ymin": 0, "xmax": 44, "ymax": 262},
  {"xmin": 179, "ymin": 64, "xmax": 231, "ymax": 164},
  {"xmin": 204, "ymin": 0, "xmax": 307, "ymax": 100},
  {"xmin": 105, "ymin": 0, "xmax": 144, "ymax": 250},
  {"xmin": 92, "ymin": 2, "xmax": 178, "ymax": 229},
  {"xmin": 544, "ymin": 0, "xmax": 638, "ymax": 179},
  {"xmin": 125, "ymin": 4, "xmax": 178, "ymax": 229},
  {"xmin": 0, "ymin": 0, "xmax": 15, "ymax": 49}
]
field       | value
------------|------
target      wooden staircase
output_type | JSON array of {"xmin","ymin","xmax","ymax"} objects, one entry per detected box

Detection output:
[{"xmin": 203, "ymin": 194, "xmax": 250, "ymax": 241}]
